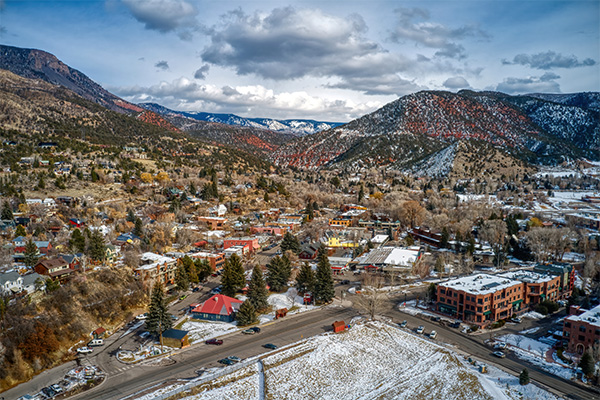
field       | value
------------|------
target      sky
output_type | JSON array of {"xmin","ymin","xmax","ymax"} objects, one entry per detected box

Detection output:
[{"xmin": 0, "ymin": 0, "xmax": 598, "ymax": 122}]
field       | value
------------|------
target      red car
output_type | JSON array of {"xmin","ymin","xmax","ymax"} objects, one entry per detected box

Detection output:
[{"xmin": 206, "ymin": 338, "xmax": 223, "ymax": 345}]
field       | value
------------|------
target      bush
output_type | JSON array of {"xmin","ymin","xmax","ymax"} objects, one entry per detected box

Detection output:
[
  {"xmin": 469, "ymin": 324, "xmax": 479, "ymax": 333},
  {"xmin": 490, "ymin": 320, "xmax": 506, "ymax": 329},
  {"xmin": 535, "ymin": 304, "xmax": 549, "ymax": 315},
  {"xmin": 540, "ymin": 300, "xmax": 559, "ymax": 314}
]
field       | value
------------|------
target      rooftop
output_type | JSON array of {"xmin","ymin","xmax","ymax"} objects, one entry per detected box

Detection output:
[
  {"xmin": 440, "ymin": 274, "xmax": 521, "ymax": 295},
  {"xmin": 566, "ymin": 304, "xmax": 600, "ymax": 328},
  {"xmin": 498, "ymin": 270, "xmax": 554, "ymax": 284}
]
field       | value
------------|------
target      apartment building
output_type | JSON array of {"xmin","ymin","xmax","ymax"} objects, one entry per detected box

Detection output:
[{"xmin": 563, "ymin": 304, "xmax": 600, "ymax": 354}]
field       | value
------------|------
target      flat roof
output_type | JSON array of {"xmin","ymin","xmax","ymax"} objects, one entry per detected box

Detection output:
[
  {"xmin": 566, "ymin": 304, "xmax": 600, "ymax": 328},
  {"xmin": 498, "ymin": 270, "xmax": 554, "ymax": 284},
  {"xmin": 440, "ymin": 274, "xmax": 521, "ymax": 295}
]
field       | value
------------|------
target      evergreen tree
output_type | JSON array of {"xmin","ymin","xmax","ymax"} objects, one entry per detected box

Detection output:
[
  {"xmin": 247, "ymin": 265, "xmax": 269, "ymax": 312},
  {"xmin": 306, "ymin": 201, "xmax": 314, "ymax": 220},
  {"xmin": 189, "ymin": 182, "xmax": 197, "ymax": 196},
  {"xmin": 45, "ymin": 278, "xmax": 60, "ymax": 293},
  {"xmin": 221, "ymin": 254, "xmax": 245, "ymax": 297},
  {"xmin": 194, "ymin": 259, "xmax": 212, "ymax": 282},
  {"xmin": 1, "ymin": 201, "xmax": 13, "ymax": 220},
  {"xmin": 296, "ymin": 263, "xmax": 315, "ymax": 294},
  {"xmin": 133, "ymin": 217, "xmax": 144, "ymax": 237},
  {"xmin": 175, "ymin": 263, "xmax": 189, "ymax": 291},
  {"xmin": 266, "ymin": 256, "xmax": 290, "ymax": 292},
  {"xmin": 179, "ymin": 256, "xmax": 199, "ymax": 284},
  {"xmin": 14, "ymin": 224, "xmax": 27, "ymax": 238},
  {"xmin": 87, "ymin": 229, "xmax": 106, "ymax": 262},
  {"xmin": 280, "ymin": 232, "xmax": 300, "ymax": 255},
  {"xmin": 519, "ymin": 369, "xmax": 530, "ymax": 385},
  {"xmin": 37, "ymin": 175, "xmax": 45, "ymax": 190},
  {"xmin": 440, "ymin": 227, "xmax": 449, "ymax": 249},
  {"xmin": 264, "ymin": 192, "xmax": 270, "ymax": 203},
  {"xmin": 236, "ymin": 300, "xmax": 258, "ymax": 326},
  {"xmin": 580, "ymin": 351, "xmax": 595, "ymax": 378},
  {"xmin": 24, "ymin": 239, "xmax": 39, "ymax": 267},
  {"xmin": 146, "ymin": 281, "xmax": 172, "ymax": 337},
  {"xmin": 314, "ymin": 246, "xmax": 335, "ymax": 304},
  {"xmin": 69, "ymin": 228, "xmax": 86, "ymax": 253},
  {"xmin": 126, "ymin": 208, "xmax": 136, "ymax": 223},
  {"xmin": 358, "ymin": 185, "xmax": 364, "ymax": 203}
]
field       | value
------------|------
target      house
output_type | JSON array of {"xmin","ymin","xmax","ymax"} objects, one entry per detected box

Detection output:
[
  {"xmin": 224, "ymin": 245, "xmax": 247, "ymax": 258},
  {"xmin": 161, "ymin": 328, "xmax": 190, "ymax": 348},
  {"xmin": 0, "ymin": 270, "xmax": 22, "ymax": 296},
  {"xmin": 191, "ymin": 294, "xmax": 243, "ymax": 322},
  {"xmin": 59, "ymin": 253, "xmax": 84, "ymax": 271},
  {"xmin": 355, "ymin": 246, "xmax": 422, "ymax": 272},
  {"xmin": 21, "ymin": 272, "xmax": 43, "ymax": 293},
  {"xmin": 563, "ymin": 304, "xmax": 600, "ymax": 354},
  {"xmin": 198, "ymin": 216, "xmax": 227, "ymax": 230},
  {"xmin": 299, "ymin": 243, "xmax": 320, "ymax": 260},
  {"xmin": 34, "ymin": 258, "xmax": 73, "ymax": 281},
  {"xmin": 69, "ymin": 218, "xmax": 85, "ymax": 228},
  {"xmin": 35, "ymin": 241, "xmax": 52, "ymax": 255},
  {"xmin": 92, "ymin": 327, "xmax": 107, "ymax": 339},
  {"xmin": 115, "ymin": 232, "xmax": 141, "ymax": 246},
  {"xmin": 223, "ymin": 237, "xmax": 260, "ymax": 253},
  {"xmin": 208, "ymin": 204, "xmax": 227, "ymax": 217}
]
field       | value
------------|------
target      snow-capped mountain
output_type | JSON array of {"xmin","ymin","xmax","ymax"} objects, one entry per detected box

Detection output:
[{"xmin": 139, "ymin": 103, "xmax": 343, "ymax": 135}]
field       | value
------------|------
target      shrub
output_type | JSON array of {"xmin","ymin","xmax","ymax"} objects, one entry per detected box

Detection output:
[{"xmin": 535, "ymin": 304, "xmax": 549, "ymax": 315}]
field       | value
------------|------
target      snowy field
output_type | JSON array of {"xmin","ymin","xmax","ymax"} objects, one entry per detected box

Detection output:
[
  {"xmin": 145, "ymin": 321, "xmax": 561, "ymax": 400},
  {"xmin": 180, "ymin": 320, "xmax": 238, "ymax": 343}
]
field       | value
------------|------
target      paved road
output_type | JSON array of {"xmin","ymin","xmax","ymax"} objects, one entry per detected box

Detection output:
[
  {"xmin": 69, "ymin": 306, "xmax": 358, "ymax": 400},
  {"xmin": 376, "ymin": 295, "xmax": 600, "ymax": 400}
]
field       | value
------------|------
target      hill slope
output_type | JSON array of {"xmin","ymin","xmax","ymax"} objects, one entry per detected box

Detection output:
[{"xmin": 271, "ymin": 90, "xmax": 599, "ymax": 174}]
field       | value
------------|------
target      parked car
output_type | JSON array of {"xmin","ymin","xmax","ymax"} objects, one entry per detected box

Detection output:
[
  {"xmin": 192, "ymin": 287, "xmax": 200, "ymax": 292},
  {"xmin": 340, "ymin": 280, "xmax": 350, "ymax": 285},
  {"xmin": 77, "ymin": 346, "xmax": 93, "ymax": 354},
  {"xmin": 170, "ymin": 314, "xmax": 178, "ymax": 320},
  {"xmin": 41, "ymin": 386, "xmax": 56, "ymax": 399},
  {"xmin": 449, "ymin": 321, "xmax": 461, "ymax": 328},
  {"xmin": 206, "ymin": 338, "xmax": 223, "ymax": 345},
  {"xmin": 429, "ymin": 330, "xmax": 437, "ymax": 339},
  {"xmin": 242, "ymin": 328, "xmax": 256, "ymax": 335},
  {"xmin": 179, "ymin": 294, "xmax": 188, "ymax": 300},
  {"xmin": 227, "ymin": 356, "xmax": 241, "ymax": 363},
  {"xmin": 430, "ymin": 316, "xmax": 441, "ymax": 322},
  {"xmin": 399, "ymin": 320, "xmax": 408, "ymax": 328},
  {"xmin": 136, "ymin": 313, "xmax": 148, "ymax": 320},
  {"xmin": 492, "ymin": 351, "xmax": 506, "ymax": 358},
  {"xmin": 218, "ymin": 358, "xmax": 235, "ymax": 365},
  {"xmin": 88, "ymin": 339, "xmax": 104, "ymax": 347},
  {"xmin": 512, "ymin": 317, "xmax": 522, "ymax": 323},
  {"xmin": 211, "ymin": 286, "xmax": 222, "ymax": 294},
  {"xmin": 50, "ymin": 384, "xmax": 63, "ymax": 394},
  {"xmin": 494, "ymin": 342, "xmax": 507, "ymax": 350},
  {"xmin": 416, "ymin": 326, "xmax": 425, "ymax": 334},
  {"xmin": 263, "ymin": 343, "xmax": 278, "ymax": 349},
  {"xmin": 249, "ymin": 326, "xmax": 261, "ymax": 333}
]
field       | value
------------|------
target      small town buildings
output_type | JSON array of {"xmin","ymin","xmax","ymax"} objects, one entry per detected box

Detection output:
[
  {"xmin": 533, "ymin": 263, "xmax": 575, "ymax": 299},
  {"xmin": 299, "ymin": 243, "xmax": 320, "ymax": 260},
  {"xmin": 208, "ymin": 204, "xmax": 227, "ymax": 217},
  {"xmin": 436, "ymin": 274, "xmax": 524, "ymax": 327},
  {"xmin": 563, "ymin": 305, "xmax": 600, "ymax": 354},
  {"xmin": 0, "ymin": 271, "xmax": 22, "ymax": 296},
  {"xmin": 224, "ymin": 245, "xmax": 247, "ymax": 258},
  {"xmin": 34, "ymin": 258, "xmax": 74, "ymax": 281},
  {"xmin": 223, "ymin": 237, "xmax": 260, "ymax": 253},
  {"xmin": 161, "ymin": 329, "xmax": 190, "ymax": 348},
  {"xmin": 189, "ymin": 251, "xmax": 226, "ymax": 272},
  {"xmin": 134, "ymin": 253, "xmax": 177, "ymax": 287},
  {"xmin": 191, "ymin": 294, "xmax": 243, "ymax": 322},
  {"xmin": 498, "ymin": 270, "xmax": 561, "ymax": 306},
  {"xmin": 198, "ymin": 216, "xmax": 227, "ymax": 230},
  {"xmin": 21, "ymin": 272, "xmax": 43, "ymax": 293},
  {"xmin": 355, "ymin": 246, "xmax": 422, "ymax": 272}
]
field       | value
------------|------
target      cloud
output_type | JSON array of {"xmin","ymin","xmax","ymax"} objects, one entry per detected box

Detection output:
[
  {"xmin": 122, "ymin": 0, "xmax": 197, "ymax": 33},
  {"xmin": 443, "ymin": 76, "xmax": 471, "ymax": 89},
  {"xmin": 496, "ymin": 72, "xmax": 561, "ymax": 94},
  {"xmin": 111, "ymin": 78, "xmax": 383, "ymax": 120},
  {"xmin": 155, "ymin": 60, "xmax": 169, "ymax": 70},
  {"xmin": 389, "ymin": 7, "xmax": 489, "ymax": 60},
  {"xmin": 200, "ymin": 7, "xmax": 421, "ymax": 96},
  {"xmin": 502, "ymin": 51, "xmax": 596, "ymax": 70},
  {"xmin": 194, "ymin": 64, "xmax": 210, "ymax": 80}
]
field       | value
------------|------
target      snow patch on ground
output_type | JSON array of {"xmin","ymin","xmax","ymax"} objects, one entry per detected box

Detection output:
[
  {"xmin": 181, "ymin": 320, "xmax": 238, "ymax": 343},
  {"xmin": 521, "ymin": 311, "xmax": 545, "ymax": 320}
]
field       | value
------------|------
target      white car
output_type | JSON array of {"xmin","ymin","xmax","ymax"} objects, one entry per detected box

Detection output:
[
  {"xmin": 136, "ymin": 313, "xmax": 148, "ymax": 320},
  {"xmin": 416, "ymin": 326, "xmax": 425, "ymax": 334},
  {"xmin": 77, "ymin": 346, "xmax": 93, "ymax": 354},
  {"xmin": 494, "ymin": 342, "xmax": 507, "ymax": 350},
  {"xmin": 429, "ymin": 330, "xmax": 437, "ymax": 339}
]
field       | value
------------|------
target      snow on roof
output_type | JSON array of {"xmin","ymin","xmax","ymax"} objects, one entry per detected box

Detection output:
[
  {"xmin": 566, "ymin": 304, "xmax": 600, "ymax": 328},
  {"xmin": 138, "ymin": 252, "xmax": 175, "ymax": 270},
  {"xmin": 498, "ymin": 270, "xmax": 553, "ymax": 284},
  {"xmin": 440, "ymin": 274, "xmax": 521, "ymax": 295},
  {"xmin": 357, "ymin": 247, "xmax": 419, "ymax": 268},
  {"xmin": 371, "ymin": 234, "xmax": 389, "ymax": 244}
]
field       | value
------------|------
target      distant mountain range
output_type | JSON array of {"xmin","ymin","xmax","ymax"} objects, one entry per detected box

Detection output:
[
  {"xmin": 139, "ymin": 103, "xmax": 343, "ymax": 135},
  {"xmin": 271, "ymin": 90, "xmax": 600, "ymax": 175}
]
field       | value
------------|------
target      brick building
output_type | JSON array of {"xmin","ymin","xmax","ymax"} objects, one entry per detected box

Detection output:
[
  {"xmin": 189, "ymin": 251, "xmax": 225, "ymax": 272},
  {"xmin": 533, "ymin": 263, "xmax": 575, "ymax": 299},
  {"xmin": 223, "ymin": 237, "xmax": 260, "ymax": 253},
  {"xmin": 563, "ymin": 305, "xmax": 600, "ymax": 354},
  {"xmin": 498, "ymin": 270, "xmax": 561, "ymax": 306}
]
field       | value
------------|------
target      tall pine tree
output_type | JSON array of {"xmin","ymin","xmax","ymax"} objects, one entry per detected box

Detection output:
[
  {"xmin": 24, "ymin": 239, "xmax": 39, "ymax": 267},
  {"xmin": 519, "ymin": 369, "xmax": 530, "ymax": 385},
  {"xmin": 194, "ymin": 259, "xmax": 212, "ymax": 282},
  {"xmin": 280, "ymin": 232, "xmax": 301, "ymax": 255},
  {"xmin": 221, "ymin": 254, "xmax": 245, "ymax": 297},
  {"xmin": 175, "ymin": 263, "xmax": 189, "ymax": 291},
  {"xmin": 266, "ymin": 256, "xmax": 290, "ymax": 292},
  {"xmin": 146, "ymin": 281, "xmax": 172, "ymax": 337},
  {"xmin": 314, "ymin": 246, "xmax": 335, "ymax": 304},
  {"xmin": 1, "ymin": 201, "xmax": 13, "ymax": 220},
  {"xmin": 69, "ymin": 228, "xmax": 86, "ymax": 253},
  {"xmin": 87, "ymin": 228, "xmax": 106, "ymax": 262},
  {"xmin": 296, "ymin": 262, "xmax": 315, "ymax": 294},
  {"xmin": 236, "ymin": 300, "xmax": 257, "ymax": 326},
  {"xmin": 247, "ymin": 265, "xmax": 269, "ymax": 312}
]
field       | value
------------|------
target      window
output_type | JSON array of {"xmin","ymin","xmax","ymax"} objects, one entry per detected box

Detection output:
[
  {"xmin": 579, "ymin": 335, "xmax": 585, "ymax": 341},
  {"xmin": 453, "ymin": 293, "xmax": 457, "ymax": 297},
  {"xmin": 440, "ymin": 297, "xmax": 445, "ymax": 302},
  {"xmin": 477, "ymin": 307, "xmax": 482, "ymax": 312},
  {"xmin": 595, "ymin": 329, "xmax": 600, "ymax": 336},
  {"xmin": 564, "ymin": 321, "xmax": 571, "ymax": 328},
  {"xmin": 478, "ymin": 298, "xmax": 483, "ymax": 304},
  {"xmin": 579, "ymin": 326, "xmax": 586, "ymax": 333}
]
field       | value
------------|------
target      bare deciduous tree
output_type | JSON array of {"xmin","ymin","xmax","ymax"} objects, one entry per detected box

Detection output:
[
  {"xmin": 354, "ymin": 274, "xmax": 387, "ymax": 320},
  {"xmin": 479, "ymin": 220, "xmax": 507, "ymax": 268}
]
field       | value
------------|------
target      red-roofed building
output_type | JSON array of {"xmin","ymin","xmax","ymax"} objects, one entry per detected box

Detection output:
[{"xmin": 191, "ymin": 294, "xmax": 243, "ymax": 322}]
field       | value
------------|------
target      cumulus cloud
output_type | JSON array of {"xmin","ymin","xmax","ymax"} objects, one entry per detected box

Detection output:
[
  {"xmin": 502, "ymin": 51, "xmax": 596, "ymax": 70},
  {"xmin": 389, "ymin": 7, "xmax": 489, "ymax": 60},
  {"xmin": 122, "ymin": 0, "xmax": 197, "ymax": 33},
  {"xmin": 443, "ymin": 76, "xmax": 471, "ymax": 89},
  {"xmin": 155, "ymin": 60, "xmax": 169, "ymax": 70},
  {"xmin": 496, "ymin": 72, "xmax": 561, "ymax": 94},
  {"xmin": 200, "ymin": 7, "xmax": 420, "ymax": 96},
  {"xmin": 194, "ymin": 64, "xmax": 210, "ymax": 80},
  {"xmin": 111, "ymin": 78, "xmax": 383, "ymax": 120}
]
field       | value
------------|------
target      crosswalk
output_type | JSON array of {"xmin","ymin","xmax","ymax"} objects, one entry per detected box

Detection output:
[{"xmin": 112, "ymin": 364, "xmax": 135, "ymax": 375}]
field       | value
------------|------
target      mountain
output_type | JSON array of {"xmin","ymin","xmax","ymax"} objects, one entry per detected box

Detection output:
[
  {"xmin": 0, "ymin": 44, "xmax": 142, "ymax": 114},
  {"xmin": 139, "ymin": 103, "xmax": 296, "ymax": 156},
  {"xmin": 139, "ymin": 103, "xmax": 343, "ymax": 135},
  {"xmin": 271, "ymin": 90, "xmax": 599, "ymax": 175}
]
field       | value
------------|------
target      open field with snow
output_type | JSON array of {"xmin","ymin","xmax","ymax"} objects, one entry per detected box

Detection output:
[{"xmin": 146, "ymin": 321, "xmax": 561, "ymax": 400}]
